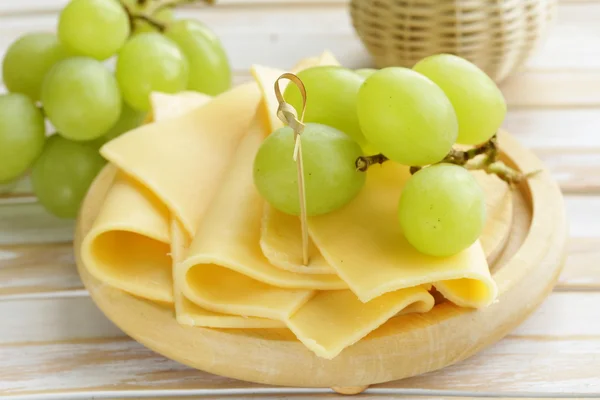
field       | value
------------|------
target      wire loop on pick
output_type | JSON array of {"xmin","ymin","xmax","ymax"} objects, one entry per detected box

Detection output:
[{"xmin": 273, "ymin": 73, "xmax": 310, "ymax": 266}]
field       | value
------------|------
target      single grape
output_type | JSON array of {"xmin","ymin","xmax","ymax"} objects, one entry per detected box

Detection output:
[
  {"xmin": 165, "ymin": 20, "xmax": 231, "ymax": 96},
  {"xmin": 2, "ymin": 33, "xmax": 69, "ymax": 101},
  {"xmin": 92, "ymin": 102, "xmax": 146, "ymax": 147},
  {"xmin": 116, "ymin": 33, "xmax": 189, "ymax": 111},
  {"xmin": 355, "ymin": 68, "xmax": 376, "ymax": 78},
  {"xmin": 120, "ymin": 0, "xmax": 174, "ymax": 34},
  {"xmin": 58, "ymin": 0, "xmax": 130, "ymax": 60},
  {"xmin": 31, "ymin": 135, "xmax": 106, "ymax": 218},
  {"xmin": 413, "ymin": 54, "xmax": 506, "ymax": 145},
  {"xmin": 398, "ymin": 164, "xmax": 485, "ymax": 257},
  {"xmin": 42, "ymin": 57, "xmax": 122, "ymax": 141},
  {"xmin": 254, "ymin": 123, "xmax": 365, "ymax": 217},
  {"xmin": 284, "ymin": 66, "xmax": 368, "ymax": 148},
  {"xmin": 0, "ymin": 94, "xmax": 46, "ymax": 183},
  {"xmin": 357, "ymin": 67, "xmax": 458, "ymax": 166}
]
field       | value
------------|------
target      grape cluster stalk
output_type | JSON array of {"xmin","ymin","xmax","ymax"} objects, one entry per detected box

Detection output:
[
  {"xmin": 125, "ymin": 0, "xmax": 214, "ymax": 32},
  {"xmin": 356, "ymin": 134, "xmax": 538, "ymax": 186}
]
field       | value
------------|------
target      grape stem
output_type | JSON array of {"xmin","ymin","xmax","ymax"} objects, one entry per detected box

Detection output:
[
  {"xmin": 131, "ymin": 14, "xmax": 167, "ymax": 31},
  {"xmin": 148, "ymin": 0, "xmax": 215, "ymax": 15},
  {"xmin": 124, "ymin": 0, "xmax": 215, "ymax": 32},
  {"xmin": 355, "ymin": 134, "xmax": 539, "ymax": 186}
]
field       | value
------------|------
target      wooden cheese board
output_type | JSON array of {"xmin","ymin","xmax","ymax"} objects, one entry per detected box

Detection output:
[{"xmin": 74, "ymin": 130, "xmax": 567, "ymax": 391}]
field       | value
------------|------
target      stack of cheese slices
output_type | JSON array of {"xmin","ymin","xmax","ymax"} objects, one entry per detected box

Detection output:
[{"xmin": 81, "ymin": 51, "xmax": 504, "ymax": 360}]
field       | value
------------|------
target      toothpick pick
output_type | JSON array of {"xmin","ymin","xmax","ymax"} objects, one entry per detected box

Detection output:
[{"xmin": 274, "ymin": 73, "xmax": 309, "ymax": 266}]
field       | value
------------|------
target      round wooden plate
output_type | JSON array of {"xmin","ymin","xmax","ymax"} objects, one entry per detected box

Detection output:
[{"xmin": 75, "ymin": 131, "xmax": 567, "ymax": 389}]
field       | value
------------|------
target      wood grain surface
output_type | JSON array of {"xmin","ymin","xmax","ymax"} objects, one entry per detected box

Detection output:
[{"xmin": 1, "ymin": 0, "xmax": 599, "ymax": 398}]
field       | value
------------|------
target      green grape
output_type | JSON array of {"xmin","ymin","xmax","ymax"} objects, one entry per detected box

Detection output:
[
  {"xmin": 398, "ymin": 164, "xmax": 485, "ymax": 257},
  {"xmin": 92, "ymin": 102, "xmax": 146, "ymax": 148},
  {"xmin": 116, "ymin": 33, "xmax": 189, "ymax": 111},
  {"xmin": 120, "ymin": 0, "xmax": 174, "ymax": 34},
  {"xmin": 0, "ymin": 94, "xmax": 46, "ymax": 183},
  {"xmin": 254, "ymin": 123, "xmax": 365, "ymax": 217},
  {"xmin": 42, "ymin": 57, "xmax": 122, "ymax": 141},
  {"xmin": 413, "ymin": 54, "xmax": 507, "ymax": 145},
  {"xmin": 2, "ymin": 33, "xmax": 69, "ymax": 101},
  {"xmin": 58, "ymin": 0, "xmax": 130, "ymax": 60},
  {"xmin": 31, "ymin": 135, "xmax": 106, "ymax": 218},
  {"xmin": 165, "ymin": 20, "xmax": 231, "ymax": 96},
  {"xmin": 357, "ymin": 67, "xmax": 458, "ymax": 166},
  {"xmin": 355, "ymin": 68, "xmax": 376, "ymax": 78},
  {"xmin": 284, "ymin": 66, "xmax": 368, "ymax": 148}
]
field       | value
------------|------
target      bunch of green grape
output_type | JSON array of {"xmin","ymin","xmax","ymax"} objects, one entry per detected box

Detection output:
[
  {"xmin": 0, "ymin": 0, "xmax": 231, "ymax": 218},
  {"xmin": 254, "ymin": 54, "xmax": 506, "ymax": 258}
]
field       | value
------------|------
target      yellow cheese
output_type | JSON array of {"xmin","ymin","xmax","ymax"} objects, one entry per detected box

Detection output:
[
  {"xmin": 285, "ymin": 287, "xmax": 434, "ymax": 359},
  {"xmin": 150, "ymin": 91, "xmax": 212, "ymax": 122},
  {"xmin": 101, "ymin": 82, "xmax": 262, "ymax": 238},
  {"xmin": 171, "ymin": 218, "xmax": 284, "ymax": 328},
  {"xmin": 308, "ymin": 162, "xmax": 498, "ymax": 307},
  {"xmin": 178, "ymin": 115, "xmax": 321, "ymax": 320},
  {"xmin": 261, "ymin": 205, "xmax": 334, "ymax": 274},
  {"xmin": 81, "ymin": 171, "xmax": 173, "ymax": 303},
  {"xmin": 147, "ymin": 90, "xmax": 285, "ymax": 327},
  {"xmin": 175, "ymin": 109, "xmax": 434, "ymax": 357}
]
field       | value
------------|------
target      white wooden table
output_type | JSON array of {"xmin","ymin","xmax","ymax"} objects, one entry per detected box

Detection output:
[{"xmin": 1, "ymin": 0, "xmax": 600, "ymax": 398}]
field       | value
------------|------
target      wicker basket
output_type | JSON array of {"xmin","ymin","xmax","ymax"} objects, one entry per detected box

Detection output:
[{"xmin": 350, "ymin": 0, "xmax": 558, "ymax": 83}]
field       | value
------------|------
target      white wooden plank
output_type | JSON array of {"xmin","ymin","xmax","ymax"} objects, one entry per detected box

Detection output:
[
  {"xmin": 565, "ymin": 196, "xmax": 600, "ymax": 238},
  {"xmin": 0, "ymin": 242, "xmax": 81, "ymax": 295},
  {"xmin": 503, "ymin": 109, "xmax": 600, "ymax": 149},
  {"xmin": 0, "ymin": 292, "xmax": 598, "ymax": 395},
  {"xmin": 0, "ymin": 202, "xmax": 74, "ymax": 245},
  {"xmin": 0, "ymin": 296, "xmax": 122, "ymax": 344},
  {"xmin": 527, "ymin": 3, "xmax": 600, "ymax": 70},
  {"xmin": 560, "ymin": 238, "xmax": 600, "ymax": 289}
]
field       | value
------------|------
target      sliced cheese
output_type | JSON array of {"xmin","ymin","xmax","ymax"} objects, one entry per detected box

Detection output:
[
  {"xmin": 81, "ymin": 171, "xmax": 173, "ymax": 303},
  {"xmin": 179, "ymin": 115, "xmax": 330, "ymax": 320},
  {"xmin": 261, "ymin": 205, "xmax": 334, "ymax": 274},
  {"xmin": 147, "ymin": 91, "xmax": 284, "ymax": 328},
  {"xmin": 308, "ymin": 162, "xmax": 498, "ymax": 307},
  {"xmin": 285, "ymin": 287, "xmax": 434, "ymax": 359},
  {"xmin": 176, "ymin": 111, "xmax": 435, "ymax": 356},
  {"xmin": 170, "ymin": 218, "xmax": 284, "ymax": 328},
  {"xmin": 101, "ymin": 82, "xmax": 262, "ymax": 238},
  {"xmin": 150, "ymin": 91, "xmax": 212, "ymax": 123}
]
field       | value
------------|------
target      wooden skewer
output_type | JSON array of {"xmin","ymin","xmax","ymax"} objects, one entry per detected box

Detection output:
[{"xmin": 274, "ymin": 73, "xmax": 310, "ymax": 266}]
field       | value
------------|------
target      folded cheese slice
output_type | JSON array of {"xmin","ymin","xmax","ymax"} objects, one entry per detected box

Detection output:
[
  {"xmin": 101, "ymin": 82, "xmax": 262, "ymax": 239},
  {"xmin": 308, "ymin": 162, "xmax": 498, "ymax": 307},
  {"xmin": 178, "ymin": 115, "xmax": 322, "ymax": 321},
  {"xmin": 149, "ymin": 91, "xmax": 286, "ymax": 328},
  {"xmin": 285, "ymin": 286, "xmax": 434, "ymax": 359},
  {"xmin": 83, "ymin": 84, "xmax": 261, "ymax": 304},
  {"xmin": 171, "ymin": 218, "xmax": 284, "ymax": 328},
  {"xmin": 81, "ymin": 171, "xmax": 173, "ymax": 303}
]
